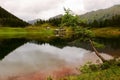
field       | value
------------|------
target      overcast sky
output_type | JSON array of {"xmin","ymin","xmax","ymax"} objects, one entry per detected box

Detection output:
[{"xmin": 0, "ymin": 0, "xmax": 120, "ymax": 21}]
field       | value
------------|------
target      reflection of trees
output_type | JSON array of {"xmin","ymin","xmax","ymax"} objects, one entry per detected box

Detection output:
[{"xmin": 0, "ymin": 38, "xmax": 27, "ymax": 59}]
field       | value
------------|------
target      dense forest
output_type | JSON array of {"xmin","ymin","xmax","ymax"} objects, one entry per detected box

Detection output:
[
  {"xmin": 87, "ymin": 14, "xmax": 120, "ymax": 27},
  {"xmin": 34, "ymin": 17, "xmax": 62, "ymax": 27},
  {"xmin": 0, "ymin": 6, "xmax": 29, "ymax": 27}
]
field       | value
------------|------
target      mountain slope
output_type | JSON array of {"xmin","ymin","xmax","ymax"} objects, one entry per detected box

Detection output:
[
  {"xmin": 80, "ymin": 5, "xmax": 120, "ymax": 23},
  {"xmin": 28, "ymin": 19, "xmax": 39, "ymax": 24},
  {"xmin": 0, "ymin": 7, "xmax": 29, "ymax": 27},
  {"xmin": 30, "ymin": 5, "xmax": 120, "ymax": 27}
]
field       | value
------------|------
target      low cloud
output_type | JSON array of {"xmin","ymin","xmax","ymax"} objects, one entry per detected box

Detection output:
[
  {"xmin": 0, "ymin": 0, "xmax": 120, "ymax": 21},
  {"xmin": 0, "ymin": 0, "xmax": 65, "ymax": 20}
]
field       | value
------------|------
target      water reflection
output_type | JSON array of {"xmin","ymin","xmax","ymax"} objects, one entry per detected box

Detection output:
[
  {"xmin": 96, "ymin": 38, "xmax": 120, "ymax": 56},
  {"xmin": 0, "ymin": 37, "xmax": 120, "ymax": 60},
  {"xmin": 0, "ymin": 38, "xmax": 28, "ymax": 59},
  {"xmin": 68, "ymin": 37, "xmax": 120, "ymax": 57},
  {"xmin": 0, "ymin": 43, "xmax": 112, "ymax": 80}
]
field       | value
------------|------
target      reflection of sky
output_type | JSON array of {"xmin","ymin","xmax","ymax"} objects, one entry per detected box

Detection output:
[{"xmin": 0, "ymin": 43, "xmax": 112, "ymax": 79}]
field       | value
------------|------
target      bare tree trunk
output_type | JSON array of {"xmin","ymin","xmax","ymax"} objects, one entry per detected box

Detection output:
[{"xmin": 89, "ymin": 39, "xmax": 106, "ymax": 62}]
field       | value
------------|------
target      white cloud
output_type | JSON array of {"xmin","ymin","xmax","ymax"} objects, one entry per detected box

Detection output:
[
  {"xmin": 0, "ymin": 0, "xmax": 65, "ymax": 20},
  {"xmin": 0, "ymin": 0, "xmax": 120, "ymax": 21},
  {"xmin": 62, "ymin": 0, "xmax": 84, "ymax": 13}
]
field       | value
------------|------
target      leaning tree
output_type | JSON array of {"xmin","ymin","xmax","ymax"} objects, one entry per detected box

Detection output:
[{"xmin": 61, "ymin": 8, "xmax": 106, "ymax": 62}]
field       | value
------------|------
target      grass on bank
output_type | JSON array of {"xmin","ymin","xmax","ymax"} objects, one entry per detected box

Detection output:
[
  {"xmin": 61, "ymin": 59, "xmax": 120, "ymax": 80},
  {"xmin": 91, "ymin": 27, "xmax": 120, "ymax": 38},
  {"xmin": 0, "ymin": 26, "xmax": 120, "ymax": 39},
  {"xmin": 63, "ymin": 67, "xmax": 120, "ymax": 80},
  {"xmin": 0, "ymin": 25, "xmax": 73, "ymax": 39},
  {"xmin": 0, "ymin": 26, "xmax": 54, "ymax": 39}
]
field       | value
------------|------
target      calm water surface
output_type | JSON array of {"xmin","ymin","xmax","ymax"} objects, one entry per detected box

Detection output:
[{"xmin": 0, "ymin": 38, "xmax": 119, "ymax": 80}]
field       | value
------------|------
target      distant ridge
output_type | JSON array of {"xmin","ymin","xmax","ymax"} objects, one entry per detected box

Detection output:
[
  {"xmin": 50, "ymin": 14, "xmax": 63, "ymax": 19},
  {"xmin": 0, "ymin": 6, "xmax": 29, "ymax": 27},
  {"xmin": 80, "ymin": 4, "xmax": 120, "ymax": 23},
  {"xmin": 28, "ymin": 14, "xmax": 63, "ymax": 24},
  {"xmin": 28, "ymin": 19, "xmax": 39, "ymax": 24},
  {"xmin": 29, "ymin": 4, "xmax": 120, "ymax": 27}
]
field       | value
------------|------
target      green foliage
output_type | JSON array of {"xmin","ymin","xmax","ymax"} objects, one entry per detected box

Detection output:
[
  {"xmin": 80, "ymin": 59, "xmax": 120, "ymax": 73},
  {"xmin": 61, "ymin": 8, "xmax": 81, "ymax": 28},
  {"xmin": 88, "ymin": 15, "xmax": 120, "ymax": 27},
  {"xmin": 80, "ymin": 62, "xmax": 101, "ymax": 73},
  {"xmin": 0, "ymin": 18, "xmax": 29, "ymax": 27},
  {"xmin": 80, "ymin": 62, "xmax": 93, "ymax": 73},
  {"xmin": 64, "ymin": 67, "xmax": 120, "ymax": 80},
  {"xmin": 62, "ymin": 59, "xmax": 120, "ymax": 80},
  {"xmin": 0, "ymin": 27, "xmax": 54, "ymax": 39},
  {"xmin": 80, "ymin": 5, "xmax": 120, "ymax": 28},
  {"xmin": 39, "ymin": 23, "xmax": 54, "ymax": 28},
  {"xmin": 91, "ymin": 27, "xmax": 120, "ymax": 38},
  {"xmin": 75, "ymin": 27, "xmax": 95, "ymax": 41},
  {"xmin": 35, "ymin": 8, "xmax": 87, "ymax": 27},
  {"xmin": 34, "ymin": 19, "xmax": 46, "ymax": 26},
  {"xmin": 100, "ymin": 61, "xmax": 111, "ymax": 70},
  {"xmin": 48, "ymin": 18, "xmax": 62, "ymax": 27},
  {"xmin": 34, "ymin": 17, "xmax": 62, "ymax": 27},
  {"xmin": 93, "ymin": 41, "xmax": 105, "ymax": 49}
]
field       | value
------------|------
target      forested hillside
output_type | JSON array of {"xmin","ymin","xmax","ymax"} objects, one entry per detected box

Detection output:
[
  {"xmin": 0, "ymin": 6, "xmax": 29, "ymax": 27},
  {"xmin": 29, "ymin": 5, "xmax": 120, "ymax": 28},
  {"xmin": 80, "ymin": 5, "xmax": 120, "ymax": 27}
]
